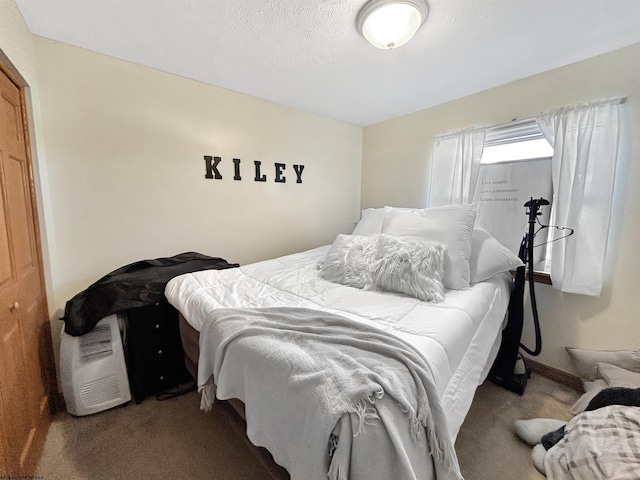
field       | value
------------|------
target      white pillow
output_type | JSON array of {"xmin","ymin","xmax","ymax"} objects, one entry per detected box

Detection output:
[
  {"xmin": 381, "ymin": 205, "xmax": 477, "ymax": 290},
  {"xmin": 351, "ymin": 208, "xmax": 386, "ymax": 236},
  {"xmin": 470, "ymin": 227, "xmax": 524, "ymax": 283},
  {"xmin": 317, "ymin": 234, "xmax": 378, "ymax": 288},
  {"xmin": 370, "ymin": 234, "xmax": 446, "ymax": 303},
  {"xmin": 352, "ymin": 206, "xmax": 416, "ymax": 236}
]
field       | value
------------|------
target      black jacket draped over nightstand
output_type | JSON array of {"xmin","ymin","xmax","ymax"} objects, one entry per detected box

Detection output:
[{"xmin": 62, "ymin": 252, "xmax": 238, "ymax": 336}]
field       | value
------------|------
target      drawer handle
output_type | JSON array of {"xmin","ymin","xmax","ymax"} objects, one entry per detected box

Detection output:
[
  {"xmin": 159, "ymin": 376, "xmax": 164, "ymax": 381},
  {"xmin": 158, "ymin": 350, "xmax": 163, "ymax": 355},
  {"xmin": 155, "ymin": 324, "xmax": 161, "ymax": 329}
]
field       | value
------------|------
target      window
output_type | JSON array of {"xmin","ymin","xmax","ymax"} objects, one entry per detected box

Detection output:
[
  {"xmin": 430, "ymin": 99, "xmax": 623, "ymax": 294},
  {"xmin": 475, "ymin": 120, "xmax": 553, "ymax": 272}
]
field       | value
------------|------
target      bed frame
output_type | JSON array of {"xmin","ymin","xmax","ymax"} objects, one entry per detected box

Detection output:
[{"xmin": 179, "ymin": 314, "xmax": 290, "ymax": 479}]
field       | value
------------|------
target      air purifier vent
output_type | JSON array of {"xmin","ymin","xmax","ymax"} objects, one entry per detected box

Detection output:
[
  {"xmin": 80, "ymin": 374, "xmax": 121, "ymax": 408},
  {"xmin": 80, "ymin": 325, "xmax": 113, "ymax": 358}
]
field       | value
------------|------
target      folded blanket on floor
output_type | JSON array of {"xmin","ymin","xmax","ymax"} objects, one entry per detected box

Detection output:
[
  {"xmin": 197, "ymin": 306, "xmax": 462, "ymax": 480},
  {"xmin": 544, "ymin": 405, "xmax": 640, "ymax": 480}
]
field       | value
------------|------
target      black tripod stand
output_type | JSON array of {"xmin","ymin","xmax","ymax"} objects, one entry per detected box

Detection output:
[{"xmin": 488, "ymin": 197, "xmax": 549, "ymax": 394}]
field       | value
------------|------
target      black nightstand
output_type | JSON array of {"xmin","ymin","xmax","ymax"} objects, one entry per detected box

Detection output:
[{"xmin": 124, "ymin": 299, "xmax": 192, "ymax": 402}]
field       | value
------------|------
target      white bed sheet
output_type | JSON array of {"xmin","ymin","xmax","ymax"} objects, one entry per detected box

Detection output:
[{"xmin": 165, "ymin": 245, "xmax": 511, "ymax": 441}]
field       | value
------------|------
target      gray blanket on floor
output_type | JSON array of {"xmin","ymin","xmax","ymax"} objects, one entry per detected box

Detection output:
[{"xmin": 197, "ymin": 307, "xmax": 462, "ymax": 480}]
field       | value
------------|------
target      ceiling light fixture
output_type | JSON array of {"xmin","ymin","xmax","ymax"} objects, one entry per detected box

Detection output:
[{"xmin": 357, "ymin": 0, "xmax": 428, "ymax": 50}]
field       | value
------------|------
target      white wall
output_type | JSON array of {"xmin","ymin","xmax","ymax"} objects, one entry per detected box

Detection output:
[{"xmin": 362, "ymin": 43, "xmax": 640, "ymax": 375}]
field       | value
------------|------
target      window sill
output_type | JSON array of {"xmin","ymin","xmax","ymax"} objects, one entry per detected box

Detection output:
[
  {"xmin": 529, "ymin": 271, "xmax": 552, "ymax": 285},
  {"xmin": 511, "ymin": 270, "xmax": 552, "ymax": 285}
]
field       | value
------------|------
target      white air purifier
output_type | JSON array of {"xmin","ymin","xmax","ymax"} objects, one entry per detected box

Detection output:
[{"xmin": 60, "ymin": 313, "xmax": 132, "ymax": 416}]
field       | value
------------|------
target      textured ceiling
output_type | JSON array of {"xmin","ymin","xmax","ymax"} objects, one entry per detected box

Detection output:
[{"xmin": 14, "ymin": 0, "xmax": 640, "ymax": 126}]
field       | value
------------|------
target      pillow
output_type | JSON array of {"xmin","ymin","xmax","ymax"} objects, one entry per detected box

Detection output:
[
  {"xmin": 566, "ymin": 347, "xmax": 640, "ymax": 381},
  {"xmin": 381, "ymin": 204, "xmax": 477, "ymax": 290},
  {"xmin": 570, "ymin": 379, "xmax": 608, "ymax": 415},
  {"xmin": 317, "ymin": 234, "xmax": 378, "ymax": 289},
  {"xmin": 352, "ymin": 208, "xmax": 386, "ymax": 236},
  {"xmin": 351, "ymin": 206, "xmax": 416, "ymax": 236},
  {"xmin": 369, "ymin": 234, "xmax": 445, "ymax": 302},
  {"xmin": 470, "ymin": 227, "xmax": 524, "ymax": 283},
  {"xmin": 598, "ymin": 363, "xmax": 640, "ymax": 388}
]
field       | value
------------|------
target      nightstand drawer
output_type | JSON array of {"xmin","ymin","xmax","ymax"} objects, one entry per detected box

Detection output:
[{"xmin": 124, "ymin": 299, "xmax": 191, "ymax": 402}]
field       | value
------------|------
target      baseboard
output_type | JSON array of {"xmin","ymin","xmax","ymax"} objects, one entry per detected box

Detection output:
[{"xmin": 525, "ymin": 357, "xmax": 583, "ymax": 392}]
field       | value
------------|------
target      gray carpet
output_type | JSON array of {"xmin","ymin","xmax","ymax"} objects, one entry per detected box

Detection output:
[{"xmin": 37, "ymin": 373, "xmax": 579, "ymax": 479}]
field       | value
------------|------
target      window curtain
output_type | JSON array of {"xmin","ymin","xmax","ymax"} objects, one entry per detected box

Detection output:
[
  {"xmin": 429, "ymin": 128, "xmax": 486, "ymax": 207},
  {"xmin": 536, "ymin": 99, "xmax": 623, "ymax": 296}
]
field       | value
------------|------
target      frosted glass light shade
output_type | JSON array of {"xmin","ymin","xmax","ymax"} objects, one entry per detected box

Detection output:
[{"xmin": 357, "ymin": 0, "xmax": 428, "ymax": 49}]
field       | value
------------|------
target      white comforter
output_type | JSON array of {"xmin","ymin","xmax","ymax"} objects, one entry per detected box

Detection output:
[
  {"xmin": 165, "ymin": 245, "xmax": 511, "ymax": 476},
  {"xmin": 197, "ymin": 306, "xmax": 462, "ymax": 480}
]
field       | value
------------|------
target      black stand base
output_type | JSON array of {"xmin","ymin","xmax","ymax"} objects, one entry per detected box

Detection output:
[
  {"xmin": 489, "ymin": 371, "xmax": 528, "ymax": 395},
  {"xmin": 488, "ymin": 356, "xmax": 531, "ymax": 395}
]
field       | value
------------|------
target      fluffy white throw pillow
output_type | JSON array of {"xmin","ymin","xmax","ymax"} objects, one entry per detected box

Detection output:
[
  {"xmin": 381, "ymin": 205, "xmax": 477, "ymax": 290},
  {"xmin": 370, "ymin": 234, "xmax": 446, "ymax": 303},
  {"xmin": 317, "ymin": 234, "xmax": 378, "ymax": 289}
]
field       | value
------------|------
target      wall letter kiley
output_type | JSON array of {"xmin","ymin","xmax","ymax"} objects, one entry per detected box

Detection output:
[
  {"xmin": 204, "ymin": 155, "xmax": 223, "ymax": 179},
  {"xmin": 275, "ymin": 163, "xmax": 286, "ymax": 183},
  {"xmin": 254, "ymin": 160, "xmax": 267, "ymax": 182},
  {"xmin": 233, "ymin": 158, "xmax": 242, "ymax": 181},
  {"xmin": 204, "ymin": 156, "xmax": 305, "ymax": 184}
]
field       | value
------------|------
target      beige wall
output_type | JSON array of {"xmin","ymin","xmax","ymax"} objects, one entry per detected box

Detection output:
[
  {"xmin": 34, "ymin": 38, "xmax": 362, "ymax": 314},
  {"xmin": 0, "ymin": 0, "xmax": 54, "ymax": 293},
  {"xmin": 362, "ymin": 43, "xmax": 640, "ymax": 375},
  {"xmin": 3, "ymin": 4, "xmax": 362, "ymax": 388},
  {"xmin": 0, "ymin": 0, "xmax": 36, "ymax": 78},
  {"xmin": 4, "ymin": 0, "xmax": 638, "ymax": 384}
]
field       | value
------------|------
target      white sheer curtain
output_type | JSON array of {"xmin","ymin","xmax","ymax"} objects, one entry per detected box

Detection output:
[
  {"xmin": 429, "ymin": 128, "xmax": 486, "ymax": 207},
  {"xmin": 536, "ymin": 99, "xmax": 624, "ymax": 296}
]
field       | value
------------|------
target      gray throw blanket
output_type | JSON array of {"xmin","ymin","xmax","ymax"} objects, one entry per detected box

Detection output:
[{"xmin": 197, "ymin": 307, "xmax": 463, "ymax": 480}]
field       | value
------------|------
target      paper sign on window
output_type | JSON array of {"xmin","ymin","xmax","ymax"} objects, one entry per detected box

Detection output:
[{"xmin": 475, "ymin": 158, "xmax": 552, "ymax": 267}]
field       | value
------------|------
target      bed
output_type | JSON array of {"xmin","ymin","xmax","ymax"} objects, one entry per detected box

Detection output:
[{"xmin": 164, "ymin": 204, "xmax": 522, "ymax": 480}]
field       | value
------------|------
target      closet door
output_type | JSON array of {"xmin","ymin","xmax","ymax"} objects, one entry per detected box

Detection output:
[{"xmin": 0, "ymin": 64, "xmax": 52, "ymax": 475}]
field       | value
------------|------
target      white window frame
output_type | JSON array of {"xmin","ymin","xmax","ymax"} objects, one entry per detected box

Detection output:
[{"xmin": 478, "ymin": 119, "xmax": 554, "ymax": 275}]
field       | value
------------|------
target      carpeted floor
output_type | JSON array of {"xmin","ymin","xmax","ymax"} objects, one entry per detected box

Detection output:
[
  {"xmin": 37, "ymin": 373, "xmax": 579, "ymax": 480},
  {"xmin": 456, "ymin": 373, "xmax": 578, "ymax": 480}
]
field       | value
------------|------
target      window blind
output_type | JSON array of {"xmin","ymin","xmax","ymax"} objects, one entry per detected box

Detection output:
[{"xmin": 484, "ymin": 119, "xmax": 544, "ymax": 147}]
